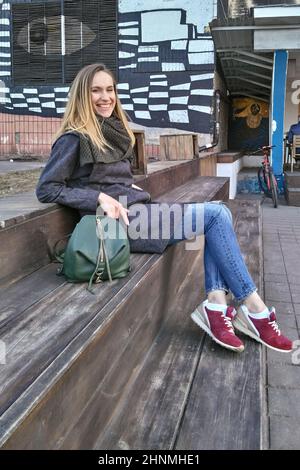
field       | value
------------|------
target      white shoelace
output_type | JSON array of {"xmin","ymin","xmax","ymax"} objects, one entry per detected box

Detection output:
[
  {"xmin": 223, "ymin": 315, "xmax": 234, "ymax": 333},
  {"xmin": 268, "ymin": 319, "xmax": 281, "ymax": 335}
]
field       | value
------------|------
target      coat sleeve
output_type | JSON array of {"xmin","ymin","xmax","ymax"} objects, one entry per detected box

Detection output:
[
  {"xmin": 36, "ymin": 134, "xmax": 100, "ymax": 213},
  {"xmin": 288, "ymin": 126, "xmax": 294, "ymax": 144}
]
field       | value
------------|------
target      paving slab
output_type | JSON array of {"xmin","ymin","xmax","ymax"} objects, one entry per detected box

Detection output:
[
  {"xmin": 268, "ymin": 363, "xmax": 300, "ymax": 388},
  {"xmin": 269, "ymin": 415, "xmax": 300, "ymax": 449},
  {"xmin": 268, "ymin": 388, "xmax": 300, "ymax": 420},
  {"xmin": 0, "ymin": 191, "xmax": 54, "ymax": 228},
  {"xmin": 0, "ymin": 161, "xmax": 45, "ymax": 175},
  {"xmin": 264, "ymin": 281, "xmax": 292, "ymax": 303},
  {"xmin": 262, "ymin": 199, "xmax": 300, "ymax": 449}
]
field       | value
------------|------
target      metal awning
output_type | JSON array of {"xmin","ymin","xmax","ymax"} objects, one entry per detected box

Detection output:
[
  {"xmin": 210, "ymin": 16, "xmax": 273, "ymax": 103},
  {"xmin": 210, "ymin": 5, "xmax": 300, "ymax": 103}
]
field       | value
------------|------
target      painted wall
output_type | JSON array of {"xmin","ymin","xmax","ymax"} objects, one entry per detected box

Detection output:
[
  {"xmin": 228, "ymin": 98, "xmax": 269, "ymax": 151},
  {"xmin": 114, "ymin": 0, "xmax": 217, "ymax": 135},
  {"xmin": 1, "ymin": 0, "xmax": 300, "ymax": 157},
  {"xmin": 0, "ymin": 0, "xmax": 217, "ymax": 146},
  {"xmin": 0, "ymin": 1, "xmax": 71, "ymax": 117},
  {"xmin": 285, "ymin": 56, "xmax": 300, "ymax": 135}
]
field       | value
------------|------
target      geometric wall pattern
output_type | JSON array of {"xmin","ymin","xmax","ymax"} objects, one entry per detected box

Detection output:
[
  {"xmin": 2, "ymin": 0, "xmax": 300, "ymax": 134},
  {"xmin": 117, "ymin": 72, "xmax": 214, "ymax": 133},
  {"xmin": 118, "ymin": 1, "xmax": 216, "ymax": 132},
  {"xmin": 0, "ymin": 1, "xmax": 216, "ymax": 133}
]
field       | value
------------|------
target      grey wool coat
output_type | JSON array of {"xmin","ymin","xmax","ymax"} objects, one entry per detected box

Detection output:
[{"xmin": 36, "ymin": 133, "xmax": 187, "ymax": 254}]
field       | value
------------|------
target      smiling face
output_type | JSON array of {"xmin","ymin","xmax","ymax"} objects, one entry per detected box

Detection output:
[{"xmin": 91, "ymin": 70, "xmax": 116, "ymax": 118}]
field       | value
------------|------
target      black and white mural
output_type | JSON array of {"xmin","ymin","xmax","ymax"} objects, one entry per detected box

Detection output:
[
  {"xmin": 0, "ymin": 0, "xmax": 69, "ymax": 115},
  {"xmin": 0, "ymin": 0, "xmax": 117, "ymax": 117},
  {"xmin": 0, "ymin": 0, "xmax": 216, "ymax": 134},
  {"xmin": 2, "ymin": 0, "xmax": 299, "ymax": 134},
  {"xmin": 117, "ymin": 0, "xmax": 216, "ymax": 133}
]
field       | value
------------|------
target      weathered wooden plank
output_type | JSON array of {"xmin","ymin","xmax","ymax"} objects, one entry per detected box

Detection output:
[
  {"xmin": 217, "ymin": 151, "xmax": 244, "ymax": 164},
  {"xmin": 60, "ymin": 240, "xmax": 204, "ymax": 450},
  {"xmin": 199, "ymin": 154, "xmax": 217, "ymax": 177},
  {"xmin": 175, "ymin": 199, "xmax": 263, "ymax": 450},
  {"xmin": 0, "ymin": 176, "xmax": 230, "ymax": 449},
  {"xmin": 1, "ymin": 241, "xmax": 202, "ymax": 449},
  {"xmin": 0, "ymin": 207, "xmax": 79, "ymax": 286},
  {"xmin": 0, "ymin": 264, "xmax": 65, "ymax": 330},
  {"xmin": 160, "ymin": 134, "xmax": 197, "ymax": 160},
  {"xmin": 0, "ymin": 254, "xmax": 150, "ymax": 418},
  {"xmin": 131, "ymin": 130, "xmax": 146, "ymax": 175},
  {"xmin": 94, "ymin": 199, "xmax": 263, "ymax": 451},
  {"xmin": 1, "ymin": 176, "xmax": 227, "ymax": 418},
  {"xmin": 158, "ymin": 176, "xmax": 229, "ymax": 204},
  {"xmin": 94, "ymin": 240, "xmax": 205, "ymax": 450},
  {"xmin": 136, "ymin": 159, "xmax": 203, "ymax": 199},
  {"xmin": 1, "ymin": 254, "xmax": 159, "ymax": 449},
  {"xmin": 175, "ymin": 337, "xmax": 261, "ymax": 450}
]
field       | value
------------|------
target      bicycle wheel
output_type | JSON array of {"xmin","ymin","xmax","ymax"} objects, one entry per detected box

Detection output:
[
  {"xmin": 257, "ymin": 166, "xmax": 271, "ymax": 197},
  {"xmin": 269, "ymin": 170, "xmax": 278, "ymax": 208}
]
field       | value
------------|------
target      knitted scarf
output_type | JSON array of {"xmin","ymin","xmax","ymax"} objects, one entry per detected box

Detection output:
[{"xmin": 69, "ymin": 115, "xmax": 133, "ymax": 166}]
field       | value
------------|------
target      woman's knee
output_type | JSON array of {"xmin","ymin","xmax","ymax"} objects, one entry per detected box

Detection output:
[
  {"xmin": 220, "ymin": 203, "xmax": 233, "ymax": 222},
  {"xmin": 205, "ymin": 202, "xmax": 233, "ymax": 224}
]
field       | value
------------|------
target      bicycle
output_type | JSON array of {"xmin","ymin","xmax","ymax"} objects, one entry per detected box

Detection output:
[{"xmin": 256, "ymin": 145, "xmax": 278, "ymax": 208}]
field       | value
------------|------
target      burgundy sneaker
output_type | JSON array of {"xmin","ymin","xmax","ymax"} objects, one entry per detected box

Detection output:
[
  {"xmin": 233, "ymin": 305, "xmax": 293, "ymax": 353},
  {"xmin": 191, "ymin": 300, "xmax": 244, "ymax": 352}
]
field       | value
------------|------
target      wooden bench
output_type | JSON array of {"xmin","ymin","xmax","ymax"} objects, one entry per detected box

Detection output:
[
  {"xmin": 0, "ymin": 164, "xmax": 264, "ymax": 450},
  {"xmin": 217, "ymin": 151, "xmax": 244, "ymax": 164},
  {"xmin": 94, "ymin": 200, "xmax": 264, "ymax": 451}
]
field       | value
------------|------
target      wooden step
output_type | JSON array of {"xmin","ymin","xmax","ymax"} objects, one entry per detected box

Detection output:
[
  {"xmin": 93, "ymin": 200, "xmax": 263, "ymax": 450},
  {"xmin": 176, "ymin": 200, "xmax": 263, "ymax": 450},
  {"xmin": 285, "ymin": 188, "xmax": 300, "ymax": 207},
  {"xmin": 217, "ymin": 151, "xmax": 244, "ymax": 164},
  {"xmin": 284, "ymin": 171, "xmax": 300, "ymax": 206},
  {"xmin": 0, "ymin": 176, "xmax": 229, "ymax": 449},
  {"xmin": 0, "ymin": 249, "xmax": 197, "ymax": 449},
  {"xmin": 284, "ymin": 171, "xmax": 300, "ymax": 187},
  {"xmin": 0, "ymin": 159, "xmax": 227, "ymax": 287}
]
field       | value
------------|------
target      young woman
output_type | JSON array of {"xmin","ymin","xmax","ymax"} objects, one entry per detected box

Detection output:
[{"xmin": 36, "ymin": 63, "xmax": 293, "ymax": 354}]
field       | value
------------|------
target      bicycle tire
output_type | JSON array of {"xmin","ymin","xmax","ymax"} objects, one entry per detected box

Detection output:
[
  {"xmin": 257, "ymin": 166, "xmax": 271, "ymax": 197},
  {"xmin": 269, "ymin": 170, "xmax": 278, "ymax": 208}
]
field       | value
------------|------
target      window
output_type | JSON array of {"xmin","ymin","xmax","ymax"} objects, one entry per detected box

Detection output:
[{"xmin": 12, "ymin": 0, "xmax": 117, "ymax": 85}]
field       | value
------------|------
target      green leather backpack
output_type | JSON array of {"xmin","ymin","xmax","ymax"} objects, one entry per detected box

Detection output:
[{"xmin": 59, "ymin": 215, "xmax": 130, "ymax": 292}]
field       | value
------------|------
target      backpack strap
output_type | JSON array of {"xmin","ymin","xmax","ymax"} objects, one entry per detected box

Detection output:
[{"xmin": 87, "ymin": 217, "xmax": 113, "ymax": 293}]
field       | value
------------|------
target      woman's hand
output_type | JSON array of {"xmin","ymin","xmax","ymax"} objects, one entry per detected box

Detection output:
[{"xmin": 98, "ymin": 192, "xmax": 129, "ymax": 226}]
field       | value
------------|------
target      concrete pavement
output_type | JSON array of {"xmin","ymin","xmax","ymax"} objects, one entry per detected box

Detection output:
[
  {"xmin": 237, "ymin": 193, "xmax": 300, "ymax": 449},
  {"xmin": 261, "ymin": 196, "xmax": 300, "ymax": 450},
  {"xmin": 0, "ymin": 161, "xmax": 45, "ymax": 175}
]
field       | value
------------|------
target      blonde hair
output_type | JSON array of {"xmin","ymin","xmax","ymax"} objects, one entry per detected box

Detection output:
[{"xmin": 54, "ymin": 63, "xmax": 135, "ymax": 149}]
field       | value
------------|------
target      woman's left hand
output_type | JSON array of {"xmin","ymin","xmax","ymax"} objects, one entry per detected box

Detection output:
[{"xmin": 98, "ymin": 192, "xmax": 129, "ymax": 226}]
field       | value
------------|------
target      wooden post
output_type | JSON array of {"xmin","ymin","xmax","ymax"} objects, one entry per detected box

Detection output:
[
  {"xmin": 131, "ymin": 129, "xmax": 147, "ymax": 175},
  {"xmin": 160, "ymin": 133, "xmax": 198, "ymax": 160}
]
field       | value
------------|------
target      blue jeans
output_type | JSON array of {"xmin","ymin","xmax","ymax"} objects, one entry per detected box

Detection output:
[{"xmin": 169, "ymin": 202, "xmax": 257, "ymax": 302}]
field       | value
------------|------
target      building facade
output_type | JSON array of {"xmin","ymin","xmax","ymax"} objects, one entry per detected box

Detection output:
[
  {"xmin": 1, "ymin": 0, "xmax": 300, "ymax": 175},
  {"xmin": 0, "ymin": 0, "xmax": 218, "ymax": 156}
]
